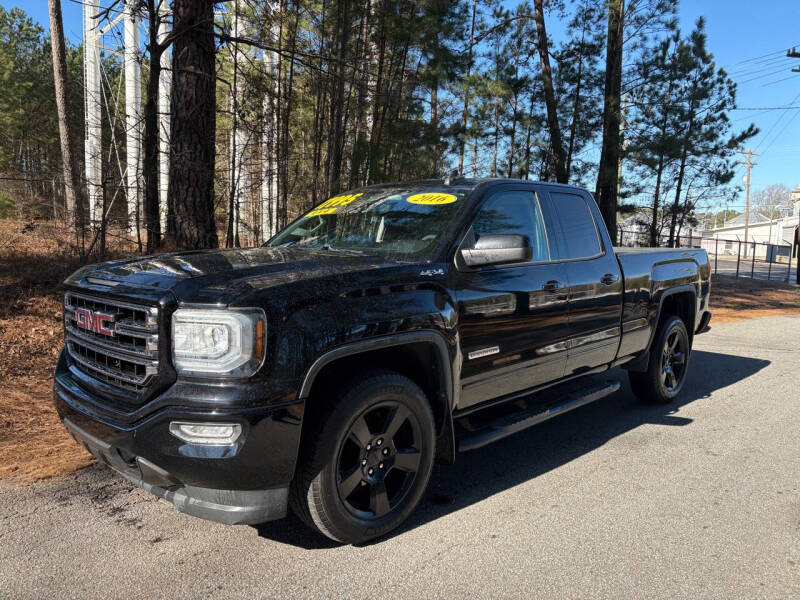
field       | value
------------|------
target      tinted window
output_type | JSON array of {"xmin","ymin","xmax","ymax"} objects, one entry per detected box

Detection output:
[
  {"xmin": 471, "ymin": 191, "xmax": 549, "ymax": 262},
  {"xmin": 550, "ymin": 192, "xmax": 602, "ymax": 259}
]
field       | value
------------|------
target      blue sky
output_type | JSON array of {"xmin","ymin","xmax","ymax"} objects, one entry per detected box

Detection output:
[
  {"xmin": 677, "ymin": 0, "xmax": 800, "ymax": 210},
  {"xmin": 6, "ymin": 0, "xmax": 800, "ymax": 210}
]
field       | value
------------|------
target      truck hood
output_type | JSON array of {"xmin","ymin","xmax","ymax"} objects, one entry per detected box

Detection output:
[{"xmin": 64, "ymin": 246, "xmax": 423, "ymax": 306}]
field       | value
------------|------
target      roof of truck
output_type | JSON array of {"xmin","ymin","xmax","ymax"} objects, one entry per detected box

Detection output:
[{"xmin": 364, "ymin": 177, "xmax": 591, "ymax": 195}]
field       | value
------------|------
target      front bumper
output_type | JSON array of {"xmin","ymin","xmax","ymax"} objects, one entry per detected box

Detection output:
[
  {"xmin": 63, "ymin": 417, "xmax": 289, "ymax": 524},
  {"xmin": 54, "ymin": 350, "xmax": 304, "ymax": 525}
]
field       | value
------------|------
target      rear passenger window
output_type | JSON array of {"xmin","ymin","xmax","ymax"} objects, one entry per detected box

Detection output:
[{"xmin": 550, "ymin": 192, "xmax": 602, "ymax": 259}]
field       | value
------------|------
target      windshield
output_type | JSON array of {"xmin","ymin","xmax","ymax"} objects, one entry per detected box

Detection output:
[{"xmin": 267, "ymin": 185, "xmax": 470, "ymax": 260}]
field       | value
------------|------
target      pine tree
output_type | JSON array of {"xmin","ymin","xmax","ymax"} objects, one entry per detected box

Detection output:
[
  {"xmin": 664, "ymin": 18, "xmax": 756, "ymax": 245},
  {"xmin": 167, "ymin": 0, "xmax": 218, "ymax": 249},
  {"xmin": 555, "ymin": 0, "xmax": 605, "ymax": 185}
]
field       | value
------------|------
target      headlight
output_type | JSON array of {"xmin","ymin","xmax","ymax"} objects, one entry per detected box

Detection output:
[{"xmin": 171, "ymin": 308, "xmax": 265, "ymax": 377}]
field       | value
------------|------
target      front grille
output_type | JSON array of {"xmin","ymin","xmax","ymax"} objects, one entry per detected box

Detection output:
[{"xmin": 64, "ymin": 292, "xmax": 159, "ymax": 396}]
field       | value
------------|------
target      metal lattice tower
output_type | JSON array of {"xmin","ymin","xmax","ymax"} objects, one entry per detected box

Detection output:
[{"xmin": 82, "ymin": 1, "xmax": 171, "ymax": 236}]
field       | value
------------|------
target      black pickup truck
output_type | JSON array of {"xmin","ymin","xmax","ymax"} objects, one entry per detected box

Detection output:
[{"xmin": 54, "ymin": 178, "xmax": 711, "ymax": 543}]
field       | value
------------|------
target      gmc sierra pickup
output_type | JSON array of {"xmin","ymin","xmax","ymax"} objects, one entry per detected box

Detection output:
[{"xmin": 54, "ymin": 178, "xmax": 711, "ymax": 544}]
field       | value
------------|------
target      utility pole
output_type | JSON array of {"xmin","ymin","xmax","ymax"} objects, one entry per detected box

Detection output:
[
  {"xmin": 789, "ymin": 49, "xmax": 800, "ymax": 283},
  {"xmin": 737, "ymin": 149, "xmax": 759, "ymax": 258},
  {"xmin": 788, "ymin": 47, "xmax": 800, "ymax": 71}
]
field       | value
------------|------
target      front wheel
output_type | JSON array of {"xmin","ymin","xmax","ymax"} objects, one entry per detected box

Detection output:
[
  {"xmin": 290, "ymin": 371, "xmax": 435, "ymax": 544},
  {"xmin": 629, "ymin": 315, "xmax": 690, "ymax": 404}
]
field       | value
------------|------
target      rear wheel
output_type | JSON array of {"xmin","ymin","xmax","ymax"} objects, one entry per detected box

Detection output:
[
  {"xmin": 290, "ymin": 371, "xmax": 435, "ymax": 544},
  {"xmin": 629, "ymin": 315, "xmax": 690, "ymax": 404}
]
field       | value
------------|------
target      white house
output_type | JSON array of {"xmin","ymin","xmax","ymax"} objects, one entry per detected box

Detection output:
[{"xmin": 701, "ymin": 212, "xmax": 799, "ymax": 260}]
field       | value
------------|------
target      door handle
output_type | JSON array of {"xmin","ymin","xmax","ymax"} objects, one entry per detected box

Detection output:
[
  {"xmin": 601, "ymin": 273, "xmax": 619, "ymax": 285},
  {"xmin": 542, "ymin": 280, "xmax": 562, "ymax": 292}
]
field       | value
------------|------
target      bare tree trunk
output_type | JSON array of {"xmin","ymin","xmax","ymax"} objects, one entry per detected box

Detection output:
[
  {"xmin": 226, "ymin": 5, "xmax": 240, "ymax": 249},
  {"xmin": 595, "ymin": 0, "xmax": 624, "ymax": 244},
  {"xmin": 328, "ymin": 0, "xmax": 350, "ymax": 195},
  {"xmin": 366, "ymin": 6, "xmax": 387, "ymax": 184},
  {"xmin": 348, "ymin": 0, "xmax": 369, "ymax": 189},
  {"xmin": 429, "ymin": 30, "xmax": 439, "ymax": 164},
  {"xmin": 668, "ymin": 93, "xmax": 698, "ymax": 246},
  {"xmin": 507, "ymin": 90, "xmax": 517, "ymax": 176},
  {"xmin": 533, "ymin": 0, "xmax": 567, "ymax": 183},
  {"xmin": 458, "ymin": 0, "xmax": 477, "ymax": 175},
  {"xmin": 167, "ymin": 0, "xmax": 218, "ymax": 249},
  {"xmin": 522, "ymin": 84, "xmax": 537, "ymax": 179},
  {"xmin": 565, "ymin": 26, "xmax": 587, "ymax": 181},
  {"xmin": 47, "ymin": 0, "xmax": 81, "ymax": 229},
  {"xmin": 143, "ymin": 0, "xmax": 164, "ymax": 252},
  {"xmin": 649, "ymin": 155, "xmax": 666, "ymax": 247},
  {"xmin": 279, "ymin": 2, "xmax": 299, "ymax": 229}
]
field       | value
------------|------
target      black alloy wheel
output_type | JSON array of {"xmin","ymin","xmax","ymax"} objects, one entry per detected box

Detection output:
[
  {"xmin": 628, "ymin": 315, "xmax": 691, "ymax": 404},
  {"xmin": 660, "ymin": 327, "xmax": 687, "ymax": 393},
  {"xmin": 290, "ymin": 370, "xmax": 435, "ymax": 544},
  {"xmin": 336, "ymin": 402, "xmax": 422, "ymax": 519}
]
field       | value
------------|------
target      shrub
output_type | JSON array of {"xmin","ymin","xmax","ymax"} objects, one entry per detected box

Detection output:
[{"xmin": 0, "ymin": 192, "xmax": 15, "ymax": 219}]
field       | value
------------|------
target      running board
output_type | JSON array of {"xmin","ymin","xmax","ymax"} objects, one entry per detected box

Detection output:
[{"xmin": 457, "ymin": 380, "xmax": 621, "ymax": 452}]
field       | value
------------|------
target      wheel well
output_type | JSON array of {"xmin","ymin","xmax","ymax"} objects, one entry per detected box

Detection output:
[
  {"xmin": 304, "ymin": 342, "xmax": 449, "ymax": 435},
  {"xmin": 658, "ymin": 291, "xmax": 696, "ymax": 342}
]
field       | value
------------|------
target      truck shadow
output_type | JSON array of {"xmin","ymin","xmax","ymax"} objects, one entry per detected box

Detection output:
[{"xmin": 254, "ymin": 350, "xmax": 769, "ymax": 549}]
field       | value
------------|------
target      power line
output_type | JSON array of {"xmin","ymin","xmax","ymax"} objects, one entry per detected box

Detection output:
[
  {"xmin": 728, "ymin": 56, "xmax": 792, "ymax": 77},
  {"xmin": 760, "ymin": 106, "xmax": 800, "ymax": 159},
  {"xmin": 737, "ymin": 65, "xmax": 796, "ymax": 85},
  {"xmin": 755, "ymin": 90, "xmax": 800, "ymax": 152},
  {"xmin": 761, "ymin": 73, "xmax": 800, "ymax": 87},
  {"xmin": 723, "ymin": 44, "xmax": 800, "ymax": 69},
  {"xmin": 732, "ymin": 106, "xmax": 800, "ymax": 110}
]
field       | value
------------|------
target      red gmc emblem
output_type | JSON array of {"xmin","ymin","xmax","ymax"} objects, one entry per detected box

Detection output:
[{"xmin": 74, "ymin": 307, "xmax": 115, "ymax": 336}]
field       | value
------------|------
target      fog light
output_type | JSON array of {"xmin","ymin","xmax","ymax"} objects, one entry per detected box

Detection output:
[{"xmin": 169, "ymin": 422, "xmax": 242, "ymax": 445}]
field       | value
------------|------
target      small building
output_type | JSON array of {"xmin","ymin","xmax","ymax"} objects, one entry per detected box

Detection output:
[{"xmin": 701, "ymin": 212, "xmax": 799, "ymax": 260}]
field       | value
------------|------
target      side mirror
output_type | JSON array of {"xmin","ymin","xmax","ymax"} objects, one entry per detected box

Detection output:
[{"xmin": 459, "ymin": 234, "xmax": 533, "ymax": 267}]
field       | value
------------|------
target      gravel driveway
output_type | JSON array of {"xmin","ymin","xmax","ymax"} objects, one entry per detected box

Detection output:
[{"xmin": 1, "ymin": 316, "xmax": 798, "ymax": 599}]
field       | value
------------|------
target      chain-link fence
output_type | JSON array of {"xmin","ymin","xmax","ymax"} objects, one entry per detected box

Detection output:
[{"xmin": 617, "ymin": 228, "xmax": 799, "ymax": 283}]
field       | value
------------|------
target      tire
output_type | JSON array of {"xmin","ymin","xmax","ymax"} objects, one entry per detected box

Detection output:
[
  {"xmin": 290, "ymin": 370, "xmax": 436, "ymax": 544},
  {"xmin": 629, "ymin": 315, "xmax": 691, "ymax": 404}
]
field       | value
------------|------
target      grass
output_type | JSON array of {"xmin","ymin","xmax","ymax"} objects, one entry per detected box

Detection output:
[{"xmin": 0, "ymin": 219, "xmax": 798, "ymax": 484}]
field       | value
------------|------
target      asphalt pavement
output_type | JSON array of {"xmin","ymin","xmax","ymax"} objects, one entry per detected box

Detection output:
[
  {"xmin": 711, "ymin": 255, "xmax": 796, "ymax": 282},
  {"xmin": 1, "ymin": 316, "xmax": 798, "ymax": 599}
]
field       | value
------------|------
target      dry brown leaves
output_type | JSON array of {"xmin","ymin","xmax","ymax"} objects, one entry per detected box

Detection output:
[
  {"xmin": 0, "ymin": 219, "xmax": 137, "ymax": 483},
  {"xmin": 710, "ymin": 275, "xmax": 800, "ymax": 323}
]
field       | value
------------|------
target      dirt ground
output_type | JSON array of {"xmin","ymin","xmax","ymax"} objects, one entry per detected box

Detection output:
[
  {"xmin": 709, "ymin": 275, "xmax": 800, "ymax": 323},
  {"xmin": 0, "ymin": 220, "xmax": 137, "ymax": 483},
  {"xmin": 1, "ymin": 219, "xmax": 798, "ymax": 484}
]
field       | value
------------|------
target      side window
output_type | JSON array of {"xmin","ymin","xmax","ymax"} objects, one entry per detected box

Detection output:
[
  {"xmin": 471, "ymin": 190, "xmax": 549, "ymax": 262},
  {"xmin": 549, "ymin": 192, "xmax": 602, "ymax": 259}
]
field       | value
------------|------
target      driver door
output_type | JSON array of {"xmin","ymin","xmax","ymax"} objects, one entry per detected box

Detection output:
[{"xmin": 451, "ymin": 186, "xmax": 570, "ymax": 410}]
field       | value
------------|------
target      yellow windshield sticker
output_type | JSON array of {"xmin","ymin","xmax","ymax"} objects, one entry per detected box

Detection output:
[
  {"xmin": 306, "ymin": 193, "xmax": 363, "ymax": 217},
  {"xmin": 406, "ymin": 192, "xmax": 457, "ymax": 205}
]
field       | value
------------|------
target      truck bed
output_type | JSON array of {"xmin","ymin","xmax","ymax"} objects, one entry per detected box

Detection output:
[{"xmin": 614, "ymin": 246, "xmax": 711, "ymax": 362}]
